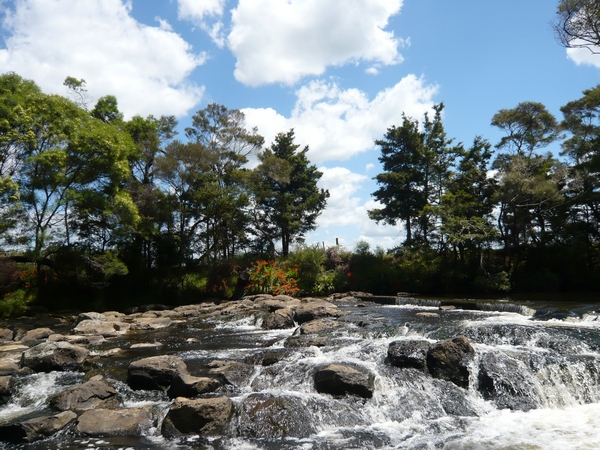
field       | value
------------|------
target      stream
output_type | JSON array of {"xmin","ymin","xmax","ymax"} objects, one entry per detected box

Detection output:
[{"xmin": 2, "ymin": 295, "xmax": 600, "ymax": 449}]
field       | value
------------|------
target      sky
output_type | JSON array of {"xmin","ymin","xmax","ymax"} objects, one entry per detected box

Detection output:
[{"xmin": 1, "ymin": 0, "xmax": 600, "ymax": 252}]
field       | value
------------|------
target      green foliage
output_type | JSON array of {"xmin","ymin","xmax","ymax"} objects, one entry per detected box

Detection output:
[
  {"xmin": 287, "ymin": 244, "xmax": 326, "ymax": 295},
  {"xmin": 245, "ymin": 260, "xmax": 300, "ymax": 297}
]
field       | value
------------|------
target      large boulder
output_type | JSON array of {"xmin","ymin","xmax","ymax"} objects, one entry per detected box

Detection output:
[
  {"xmin": 426, "ymin": 335, "xmax": 474, "ymax": 388},
  {"xmin": 387, "ymin": 339, "xmax": 430, "ymax": 371},
  {"xmin": 167, "ymin": 372, "xmax": 221, "ymax": 398},
  {"xmin": 76, "ymin": 407, "xmax": 156, "ymax": 436},
  {"xmin": 162, "ymin": 396, "xmax": 233, "ymax": 437},
  {"xmin": 264, "ymin": 308, "xmax": 295, "ymax": 330},
  {"xmin": 127, "ymin": 355, "xmax": 188, "ymax": 390},
  {"xmin": 237, "ymin": 393, "xmax": 316, "ymax": 439},
  {"xmin": 73, "ymin": 320, "xmax": 129, "ymax": 337},
  {"xmin": 19, "ymin": 327, "xmax": 54, "ymax": 344},
  {"xmin": 299, "ymin": 319, "xmax": 341, "ymax": 335},
  {"xmin": 21, "ymin": 341, "xmax": 89, "ymax": 372},
  {"xmin": 0, "ymin": 411, "xmax": 77, "ymax": 443},
  {"xmin": 50, "ymin": 377, "xmax": 120, "ymax": 413},
  {"xmin": 208, "ymin": 360, "xmax": 255, "ymax": 387},
  {"xmin": 314, "ymin": 363, "xmax": 375, "ymax": 398},
  {"xmin": 294, "ymin": 299, "xmax": 344, "ymax": 324}
]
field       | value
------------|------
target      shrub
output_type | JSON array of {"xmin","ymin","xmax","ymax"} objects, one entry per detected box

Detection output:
[{"xmin": 245, "ymin": 260, "xmax": 300, "ymax": 296}]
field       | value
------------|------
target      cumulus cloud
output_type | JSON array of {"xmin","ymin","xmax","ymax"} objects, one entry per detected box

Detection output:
[
  {"xmin": 176, "ymin": 0, "xmax": 226, "ymax": 47},
  {"xmin": 316, "ymin": 167, "xmax": 368, "ymax": 227},
  {"xmin": 0, "ymin": 0, "xmax": 205, "ymax": 118},
  {"xmin": 228, "ymin": 0, "xmax": 405, "ymax": 86},
  {"xmin": 242, "ymin": 74, "xmax": 438, "ymax": 164},
  {"xmin": 566, "ymin": 46, "xmax": 600, "ymax": 68}
]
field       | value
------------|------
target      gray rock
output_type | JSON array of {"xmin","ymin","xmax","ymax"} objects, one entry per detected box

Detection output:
[
  {"xmin": 76, "ymin": 407, "xmax": 156, "ymax": 436},
  {"xmin": 73, "ymin": 320, "xmax": 129, "ymax": 337},
  {"xmin": 237, "ymin": 393, "xmax": 316, "ymax": 439},
  {"xmin": 129, "ymin": 317, "xmax": 173, "ymax": 331},
  {"xmin": 127, "ymin": 355, "xmax": 188, "ymax": 390},
  {"xmin": 20, "ymin": 327, "xmax": 54, "ymax": 344},
  {"xmin": 0, "ymin": 411, "xmax": 77, "ymax": 443},
  {"xmin": 208, "ymin": 360, "xmax": 255, "ymax": 386},
  {"xmin": 426, "ymin": 335, "xmax": 474, "ymax": 388},
  {"xmin": 264, "ymin": 308, "xmax": 295, "ymax": 329},
  {"xmin": 314, "ymin": 363, "xmax": 374, "ymax": 398},
  {"xmin": 299, "ymin": 319, "xmax": 341, "ymax": 334},
  {"xmin": 294, "ymin": 300, "xmax": 344, "ymax": 324},
  {"xmin": 51, "ymin": 378, "xmax": 120, "ymax": 413},
  {"xmin": 167, "ymin": 372, "xmax": 221, "ymax": 398},
  {"xmin": 162, "ymin": 396, "xmax": 233, "ymax": 437},
  {"xmin": 75, "ymin": 312, "xmax": 107, "ymax": 325},
  {"xmin": 21, "ymin": 341, "xmax": 89, "ymax": 372},
  {"xmin": 387, "ymin": 339, "xmax": 430, "ymax": 371}
]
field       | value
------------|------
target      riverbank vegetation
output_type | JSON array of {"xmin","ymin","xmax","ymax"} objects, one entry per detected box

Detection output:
[{"xmin": 4, "ymin": 69, "xmax": 600, "ymax": 315}]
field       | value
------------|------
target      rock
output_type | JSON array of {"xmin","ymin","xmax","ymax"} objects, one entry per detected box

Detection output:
[
  {"xmin": 75, "ymin": 312, "xmax": 107, "ymax": 325},
  {"xmin": 47, "ymin": 333, "xmax": 106, "ymax": 346},
  {"xmin": 387, "ymin": 340, "xmax": 430, "ymax": 371},
  {"xmin": 0, "ymin": 411, "xmax": 77, "ymax": 443},
  {"xmin": 21, "ymin": 341, "xmax": 89, "ymax": 372},
  {"xmin": 314, "ymin": 363, "xmax": 374, "ymax": 398},
  {"xmin": 426, "ymin": 335, "xmax": 474, "ymax": 388},
  {"xmin": 285, "ymin": 335, "xmax": 328, "ymax": 348},
  {"xmin": 127, "ymin": 355, "xmax": 188, "ymax": 390},
  {"xmin": 299, "ymin": 319, "xmax": 341, "ymax": 334},
  {"xmin": 294, "ymin": 299, "xmax": 344, "ymax": 324},
  {"xmin": 129, "ymin": 317, "xmax": 173, "ymax": 331},
  {"xmin": 162, "ymin": 397, "xmax": 233, "ymax": 437},
  {"xmin": 207, "ymin": 360, "xmax": 255, "ymax": 386},
  {"xmin": 73, "ymin": 320, "xmax": 129, "ymax": 337},
  {"xmin": 0, "ymin": 328, "xmax": 14, "ymax": 341},
  {"xmin": 51, "ymin": 378, "xmax": 120, "ymax": 413},
  {"xmin": 477, "ymin": 351, "xmax": 538, "ymax": 411},
  {"xmin": 167, "ymin": 372, "xmax": 221, "ymax": 398},
  {"xmin": 20, "ymin": 327, "xmax": 54, "ymax": 344},
  {"xmin": 129, "ymin": 342, "xmax": 164, "ymax": 350},
  {"xmin": 0, "ymin": 360, "xmax": 20, "ymax": 376},
  {"xmin": 244, "ymin": 348, "xmax": 292, "ymax": 367},
  {"xmin": 0, "ymin": 375, "xmax": 13, "ymax": 404},
  {"xmin": 237, "ymin": 393, "xmax": 316, "ymax": 439},
  {"xmin": 416, "ymin": 312, "xmax": 439, "ymax": 318},
  {"xmin": 76, "ymin": 407, "xmax": 156, "ymax": 436},
  {"xmin": 264, "ymin": 308, "xmax": 295, "ymax": 329},
  {"xmin": 254, "ymin": 296, "xmax": 302, "ymax": 312}
]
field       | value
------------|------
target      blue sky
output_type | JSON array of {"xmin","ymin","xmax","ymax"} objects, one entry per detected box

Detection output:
[{"xmin": 1, "ymin": 0, "xmax": 599, "ymax": 251}]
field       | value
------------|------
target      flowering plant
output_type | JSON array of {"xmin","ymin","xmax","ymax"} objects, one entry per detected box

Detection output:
[{"xmin": 245, "ymin": 260, "xmax": 300, "ymax": 296}]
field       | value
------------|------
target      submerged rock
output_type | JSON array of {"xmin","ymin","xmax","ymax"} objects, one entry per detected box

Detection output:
[
  {"xmin": 127, "ymin": 355, "xmax": 188, "ymax": 391},
  {"xmin": 21, "ymin": 341, "xmax": 89, "ymax": 372},
  {"xmin": 237, "ymin": 393, "xmax": 316, "ymax": 439},
  {"xmin": 50, "ymin": 377, "xmax": 120, "ymax": 413},
  {"xmin": 0, "ymin": 411, "xmax": 77, "ymax": 443},
  {"xmin": 76, "ymin": 407, "xmax": 156, "ymax": 436},
  {"xmin": 426, "ymin": 335, "xmax": 474, "ymax": 389},
  {"xmin": 314, "ymin": 363, "xmax": 375, "ymax": 398},
  {"xmin": 387, "ymin": 339, "xmax": 430, "ymax": 371},
  {"xmin": 162, "ymin": 396, "xmax": 233, "ymax": 437}
]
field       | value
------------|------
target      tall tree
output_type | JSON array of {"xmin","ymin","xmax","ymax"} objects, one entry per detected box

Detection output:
[
  {"xmin": 369, "ymin": 104, "xmax": 457, "ymax": 246},
  {"xmin": 252, "ymin": 130, "xmax": 329, "ymax": 257},
  {"xmin": 553, "ymin": 0, "xmax": 600, "ymax": 53}
]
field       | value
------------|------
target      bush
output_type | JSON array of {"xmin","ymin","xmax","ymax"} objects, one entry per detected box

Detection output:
[{"xmin": 245, "ymin": 260, "xmax": 300, "ymax": 296}]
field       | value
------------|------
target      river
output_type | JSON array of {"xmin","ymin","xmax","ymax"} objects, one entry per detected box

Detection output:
[{"xmin": 2, "ymin": 295, "xmax": 600, "ymax": 449}]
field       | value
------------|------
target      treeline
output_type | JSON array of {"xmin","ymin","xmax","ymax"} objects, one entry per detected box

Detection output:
[
  {"xmin": 0, "ymin": 72, "xmax": 328, "ymax": 311},
  {"xmin": 369, "ymin": 94, "xmax": 600, "ymax": 294}
]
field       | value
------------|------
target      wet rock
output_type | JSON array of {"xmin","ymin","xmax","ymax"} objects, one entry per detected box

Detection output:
[
  {"xmin": 167, "ymin": 372, "xmax": 221, "ymax": 398},
  {"xmin": 299, "ymin": 318, "xmax": 341, "ymax": 334},
  {"xmin": 254, "ymin": 296, "xmax": 302, "ymax": 312},
  {"xmin": 264, "ymin": 308, "xmax": 295, "ymax": 329},
  {"xmin": 73, "ymin": 320, "xmax": 129, "ymax": 337},
  {"xmin": 20, "ymin": 327, "xmax": 54, "ymax": 344},
  {"xmin": 127, "ymin": 355, "xmax": 188, "ymax": 390},
  {"xmin": 162, "ymin": 396, "xmax": 233, "ymax": 437},
  {"xmin": 208, "ymin": 360, "xmax": 255, "ymax": 386},
  {"xmin": 294, "ymin": 299, "xmax": 344, "ymax": 324},
  {"xmin": 0, "ymin": 375, "xmax": 13, "ymax": 404},
  {"xmin": 129, "ymin": 317, "xmax": 173, "ymax": 331},
  {"xmin": 237, "ymin": 393, "xmax": 316, "ymax": 439},
  {"xmin": 284, "ymin": 335, "xmax": 328, "ymax": 348},
  {"xmin": 0, "ymin": 328, "xmax": 14, "ymax": 341},
  {"xmin": 0, "ymin": 360, "xmax": 20, "ymax": 376},
  {"xmin": 314, "ymin": 363, "xmax": 374, "ymax": 398},
  {"xmin": 0, "ymin": 411, "xmax": 77, "ymax": 443},
  {"xmin": 51, "ymin": 378, "xmax": 120, "ymax": 413},
  {"xmin": 433, "ymin": 379, "xmax": 478, "ymax": 417},
  {"xmin": 48, "ymin": 333, "xmax": 106, "ymax": 346},
  {"xmin": 21, "ymin": 341, "xmax": 89, "ymax": 372},
  {"xmin": 387, "ymin": 339, "xmax": 430, "ymax": 371},
  {"xmin": 477, "ymin": 351, "xmax": 538, "ymax": 411},
  {"xmin": 76, "ymin": 407, "xmax": 156, "ymax": 436},
  {"xmin": 248, "ymin": 348, "xmax": 292, "ymax": 366},
  {"xmin": 426, "ymin": 335, "xmax": 474, "ymax": 389}
]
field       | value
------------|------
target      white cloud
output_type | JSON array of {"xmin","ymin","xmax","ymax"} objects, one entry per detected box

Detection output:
[
  {"xmin": 228, "ymin": 0, "xmax": 405, "ymax": 86},
  {"xmin": 566, "ymin": 46, "xmax": 600, "ymax": 68},
  {"xmin": 0, "ymin": 0, "xmax": 205, "ymax": 118},
  {"xmin": 365, "ymin": 163, "xmax": 375, "ymax": 172},
  {"xmin": 176, "ymin": 0, "xmax": 226, "ymax": 47},
  {"xmin": 316, "ymin": 167, "xmax": 368, "ymax": 227},
  {"xmin": 242, "ymin": 74, "xmax": 438, "ymax": 164}
]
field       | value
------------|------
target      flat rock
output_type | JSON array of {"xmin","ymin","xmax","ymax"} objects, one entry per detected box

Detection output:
[
  {"xmin": 129, "ymin": 317, "xmax": 173, "ymax": 331},
  {"xmin": 75, "ymin": 312, "xmax": 107, "ymax": 325},
  {"xmin": 20, "ymin": 327, "xmax": 54, "ymax": 344},
  {"xmin": 162, "ymin": 396, "xmax": 233, "ymax": 437},
  {"xmin": 76, "ymin": 407, "xmax": 156, "ymax": 436},
  {"xmin": 127, "ymin": 355, "xmax": 188, "ymax": 390},
  {"xmin": 51, "ymin": 378, "xmax": 120, "ymax": 413},
  {"xmin": 293, "ymin": 300, "xmax": 345, "ymax": 324},
  {"xmin": 47, "ymin": 334, "xmax": 106, "ymax": 346},
  {"xmin": 129, "ymin": 342, "xmax": 164, "ymax": 350},
  {"xmin": 73, "ymin": 320, "xmax": 130, "ymax": 337},
  {"xmin": 0, "ymin": 411, "xmax": 77, "ymax": 443},
  {"xmin": 314, "ymin": 363, "xmax": 374, "ymax": 398},
  {"xmin": 167, "ymin": 372, "xmax": 221, "ymax": 398},
  {"xmin": 299, "ymin": 319, "xmax": 341, "ymax": 334},
  {"xmin": 21, "ymin": 341, "xmax": 89, "ymax": 372},
  {"xmin": 0, "ymin": 360, "xmax": 20, "ymax": 376}
]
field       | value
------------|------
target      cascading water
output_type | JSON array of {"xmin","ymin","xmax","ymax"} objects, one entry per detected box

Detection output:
[{"xmin": 3, "ymin": 298, "xmax": 600, "ymax": 449}]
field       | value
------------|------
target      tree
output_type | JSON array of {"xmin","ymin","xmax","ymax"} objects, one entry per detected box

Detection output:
[
  {"xmin": 369, "ymin": 104, "xmax": 457, "ymax": 246},
  {"xmin": 252, "ymin": 130, "xmax": 329, "ymax": 257},
  {"xmin": 553, "ymin": 0, "xmax": 600, "ymax": 53}
]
